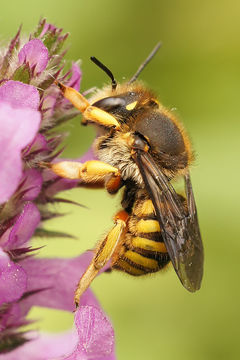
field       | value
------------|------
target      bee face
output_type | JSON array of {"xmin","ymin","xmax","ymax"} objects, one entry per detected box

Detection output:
[{"xmin": 92, "ymin": 91, "xmax": 139, "ymax": 115}]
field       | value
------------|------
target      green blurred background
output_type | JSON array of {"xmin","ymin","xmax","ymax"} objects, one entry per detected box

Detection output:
[{"xmin": 2, "ymin": 1, "xmax": 240, "ymax": 359}]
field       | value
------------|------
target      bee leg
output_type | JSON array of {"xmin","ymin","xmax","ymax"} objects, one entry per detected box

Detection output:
[
  {"xmin": 74, "ymin": 210, "xmax": 128, "ymax": 307},
  {"xmin": 41, "ymin": 160, "xmax": 120, "ymax": 184},
  {"xmin": 55, "ymin": 81, "xmax": 120, "ymax": 129}
]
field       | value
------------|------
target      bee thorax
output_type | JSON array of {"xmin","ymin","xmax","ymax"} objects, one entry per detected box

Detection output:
[{"xmin": 94, "ymin": 135, "xmax": 144, "ymax": 187}]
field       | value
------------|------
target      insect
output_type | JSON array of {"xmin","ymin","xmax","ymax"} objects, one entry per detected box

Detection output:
[{"xmin": 47, "ymin": 43, "xmax": 204, "ymax": 306}]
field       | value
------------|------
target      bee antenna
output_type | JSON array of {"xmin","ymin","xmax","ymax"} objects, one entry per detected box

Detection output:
[
  {"xmin": 128, "ymin": 42, "xmax": 162, "ymax": 84},
  {"xmin": 90, "ymin": 56, "xmax": 117, "ymax": 91}
]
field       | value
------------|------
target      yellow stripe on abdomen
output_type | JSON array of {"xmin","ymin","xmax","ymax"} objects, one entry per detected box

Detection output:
[
  {"xmin": 136, "ymin": 219, "xmax": 160, "ymax": 233},
  {"xmin": 134, "ymin": 199, "xmax": 155, "ymax": 216},
  {"xmin": 132, "ymin": 237, "xmax": 167, "ymax": 253},
  {"xmin": 124, "ymin": 250, "xmax": 159, "ymax": 270},
  {"xmin": 113, "ymin": 258, "xmax": 145, "ymax": 275}
]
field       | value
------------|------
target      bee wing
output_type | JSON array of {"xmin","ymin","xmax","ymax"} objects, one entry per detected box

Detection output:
[{"xmin": 133, "ymin": 150, "xmax": 204, "ymax": 292}]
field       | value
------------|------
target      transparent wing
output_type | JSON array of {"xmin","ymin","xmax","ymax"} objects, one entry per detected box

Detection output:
[{"xmin": 133, "ymin": 150, "xmax": 204, "ymax": 292}]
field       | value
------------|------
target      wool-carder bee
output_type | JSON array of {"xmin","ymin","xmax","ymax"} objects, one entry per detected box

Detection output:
[{"xmin": 48, "ymin": 44, "xmax": 204, "ymax": 306}]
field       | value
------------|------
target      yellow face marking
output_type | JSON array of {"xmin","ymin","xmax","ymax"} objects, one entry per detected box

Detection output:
[
  {"xmin": 114, "ymin": 259, "xmax": 145, "ymax": 275},
  {"xmin": 136, "ymin": 219, "xmax": 160, "ymax": 233},
  {"xmin": 124, "ymin": 250, "xmax": 158, "ymax": 270},
  {"xmin": 126, "ymin": 101, "xmax": 137, "ymax": 111},
  {"xmin": 132, "ymin": 237, "xmax": 167, "ymax": 253}
]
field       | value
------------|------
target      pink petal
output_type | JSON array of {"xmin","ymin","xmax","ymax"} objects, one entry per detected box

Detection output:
[
  {"xmin": 65, "ymin": 306, "xmax": 115, "ymax": 360},
  {"xmin": 0, "ymin": 102, "xmax": 41, "ymax": 204},
  {"xmin": 18, "ymin": 39, "xmax": 49, "ymax": 75},
  {"xmin": 23, "ymin": 133, "xmax": 48, "ymax": 156},
  {"xmin": 0, "ymin": 330, "xmax": 78, "ymax": 360},
  {"xmin": 42, "ymin": 94, "xmax": 57, "ymax": 118},
  {"xmin": 20, "ymin": 169, "xmax": 43, "ymax": 201},
  {"xmin": 1, "ymin": 202, "xmax": 41, "ymax": 249},
  {"xmin": 0, "ymin": 80, "xmax": 40, "ymax": 110},
  {"xmin": 0, "ymin": 307, "xmax": 116, "ymax": 360},
  {"xmin": 0, "ymin": 249, "xmax": 27, "ymax": 305},
  {"xmin": 0, "ymin": 254, "xmax": 116, "ymax": 359},
  {"xmin": 78, "ymin": 147, "xmax": 96, "ymax": 162},
  {"xmin": 0, "ymin": 302, "xmax": 23, "ymax": 331},
  {"xmin": 40, "ymin": 23, "xmax": 57, "ymax": 38},
  {"xmin": 67, "ymin": 63, "xmax": 82, "ymax": 91},
  {"xmin": 21, "ymin": 252, "xmax": 99, "ymax": 312},
  {"xmin": 41, "ymin": 167, "xmax": 58, "ymax": 182},
  {"xmin": 44, "ymin": 177, "xmax": 78, "ymax": 198}
]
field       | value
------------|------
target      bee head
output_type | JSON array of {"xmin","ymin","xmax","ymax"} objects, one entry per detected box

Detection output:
[{"xmin": 92, "ymin": 91, "xmax": 140, "ymax": 122}]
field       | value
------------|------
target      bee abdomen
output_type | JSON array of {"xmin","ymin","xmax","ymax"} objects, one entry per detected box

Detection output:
[
  {"xmin": 131, "ymin": 236, "xmax": 167, "ymax": 253},
  {"xmin": 128, "ymin": 197, "xmax": 165, "ymax": 244},
  {"xmin": 113, "ymin": 242, "xmax": 170, "ymax": 276},
  {"xmin": 113, "ymin": 197, "xmax": 170, "ymax": 276}
]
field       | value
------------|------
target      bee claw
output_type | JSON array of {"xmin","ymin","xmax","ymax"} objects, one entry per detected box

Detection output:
[
  {"xmin": 54, "ymin": 80, "xmax": 65, "ymax": 92},
  {"xmin": 73, "ymin": 303, "xmax": 79, "ymax": 312}
]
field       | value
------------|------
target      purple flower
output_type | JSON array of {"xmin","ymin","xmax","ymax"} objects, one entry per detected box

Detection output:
[
  {"xmin": 0, "ymin": 81, "xmax": 40, "ymax": 110},
  {"xmin": 0, "ymin": 19, "xmax": 116, "ymax": 359},
  {"xmin": 67, "ymin": 62, "xmax": 82, "ymax": 90},
  {"xmin": 0, "ymin": 249, "xmax": 27, "ymax": 305},
  {"xmin": 18, "ymin": 39, "xmax": 49, "ymax": 76},
  {"xmin": 0, "ymin": 306, "xmax": 115, "ymax": 360},
  {"xmin": 39, "ymin": 22, "xmax": 57, "ymax": 38},
  {"xmin": 0, "ymin": 253, "xmax": 115, "ymax": 359},
  {"xmin": 0, "ymin": 101, "xmax": 40, "ymax": 204}
]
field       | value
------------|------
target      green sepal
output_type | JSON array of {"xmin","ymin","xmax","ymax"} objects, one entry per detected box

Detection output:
[
  {"xmin": 0, "ymin": 26, "xmax": 21, "ymax": 77},
  {"xmin": 12, "ymin": 64, "xmax": 31, "ymax": 83},
  {"xmin": 53, "ymin": 33, "xmax": 69, "ymax": 55},
  {"xmin": 0, "ymin": 333, "xmax": 29, "ymax": 354},
  {"xmin": 38, "ymin": 75, "xmax": 56, "ymax": 92},
  {"xmin": 42, "ymin": 31, "xmax": 58, "ymax": 54},
  {"xmin": 53, "ymin": 109, "xmax": 81, "ymax": 126},
  {"xmin": 33, "ymin": 18, "xmax": 46, "ymax": 38},
  {"xmin": 34, "ymin": 228, "xmax": 76, "ymax": 239}
]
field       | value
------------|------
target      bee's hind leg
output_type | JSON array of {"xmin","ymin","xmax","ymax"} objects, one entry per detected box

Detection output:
[{"xmin": 74, "ymin": 210, "xmax": 129, "ymax": 307}]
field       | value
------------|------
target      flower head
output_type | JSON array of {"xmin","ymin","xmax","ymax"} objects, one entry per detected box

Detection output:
[
  {"xmin": 18, "ymin": 39, "xmax": 49, "ymax": 76},
  {"xmin": 0, "ymin": 19, "xmax": 115, "ymax": 359}
]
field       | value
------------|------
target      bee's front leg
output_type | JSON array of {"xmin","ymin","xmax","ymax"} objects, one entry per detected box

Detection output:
[
  {"xmin": 74, "ymin": 210, "xmax": 129, "ymax": 307},
  {"xmin": 41, "ymin": 160, "xmax": 121, "ymax": 188}
]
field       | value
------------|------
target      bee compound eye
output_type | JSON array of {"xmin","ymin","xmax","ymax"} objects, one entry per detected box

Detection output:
[{"xmin": 92, "ymin": 97, "xmax": 126, "ymax": 111}]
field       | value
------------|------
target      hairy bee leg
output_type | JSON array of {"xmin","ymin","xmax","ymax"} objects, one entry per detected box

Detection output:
[
  {"xmin": 56, "ymin": 81, "xmax": 120, "ymax": 129},
  {"xmin": 74, "ymin": 210, "xmax": 128, "ymax": 306},
  {"xmin": 44, "ymin": 160, "xmax": 120, "ymax": 183}
]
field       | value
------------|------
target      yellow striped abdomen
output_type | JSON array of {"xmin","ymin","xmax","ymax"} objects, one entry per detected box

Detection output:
[{"xmin": 113, "ymin": 195, "xmax": 170, "ymax": 275}]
